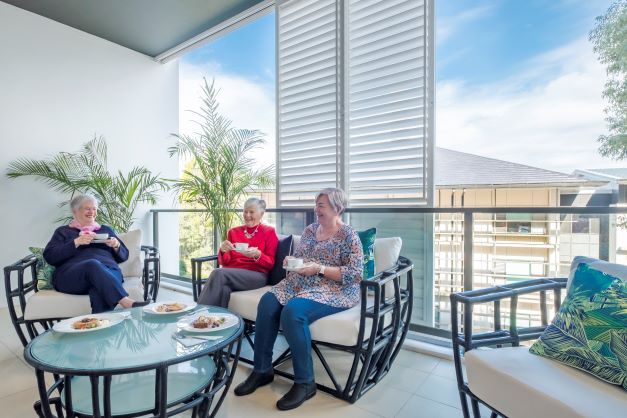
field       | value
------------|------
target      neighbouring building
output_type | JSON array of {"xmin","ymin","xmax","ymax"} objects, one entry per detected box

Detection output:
[{"xmin": 434, "ymin": 148, "xmax": 610, "ymax": 331}]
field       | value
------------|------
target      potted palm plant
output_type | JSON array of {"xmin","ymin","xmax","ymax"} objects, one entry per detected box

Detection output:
[
  {"xmin": 6, "ymin": 136, "xmax": 169, "ymax": 232},
  {"xmin": 168, "ymin": 77, "xmax": 275, "ymax": 240}
]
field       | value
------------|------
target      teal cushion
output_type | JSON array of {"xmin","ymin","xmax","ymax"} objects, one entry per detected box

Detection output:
[
  {"xmin": 357, "ymin": 228, "xmax": 376, "ymax": 279},
  {"xmin": 530, "ymin": 263, "xmax": 627, "ymax": 390},
  {"xmin": 29, "ymin": 247, "xmax": 55, "ymax": 290}
]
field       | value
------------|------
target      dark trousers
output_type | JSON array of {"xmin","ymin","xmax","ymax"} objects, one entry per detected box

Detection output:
[
  {"xmin": 54, "ymin": 259, "xmax": 127, "ymax": 313},
  {"xmin": 197, "ymin": 268, "xmax": 267, "ymax": 308},
  {"xmin": 253, "ymin": 293, "xmax": 347, "ymax": 383}
]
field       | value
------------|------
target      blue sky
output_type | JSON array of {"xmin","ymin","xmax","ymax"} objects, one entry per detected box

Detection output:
[
  {"xmin": 436, "ymin": 0, "xmax": 613, "ymax": 85},
  {"xmin": 180, "ymin": 0, "xmax": 622, "ymax": 174},
  {"xmin": 183, "ymin": 11, "xmax": 275, "ymax": 89}
]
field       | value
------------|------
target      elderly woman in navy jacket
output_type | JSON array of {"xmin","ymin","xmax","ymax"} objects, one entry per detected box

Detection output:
[{"xmin": 43, "ymin": 194, "xmax": 149, "ymax": 313}]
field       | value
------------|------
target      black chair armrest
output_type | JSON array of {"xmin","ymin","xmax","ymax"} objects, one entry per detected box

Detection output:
[
  {"xmin": 4, "ymin": 254, "xmax": 38, "ymax": 346},
  {"xmin": 356, "ymin": 256, "xmax": 414, "ymax": 352},
  {"xmin": 141, "ymin": 245, "xmax": 160, "ymax": 301},
  {"xmin": 450, "ymin": 277, "xmax": 567, "ymax": 352},
  {"xmin": 191, "ymin": 254, "xmax": 219, "ymax": 302}
]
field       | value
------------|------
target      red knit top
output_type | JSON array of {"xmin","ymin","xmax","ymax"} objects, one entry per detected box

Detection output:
[{"xmin": 218, "ymin": 224, "xmax": 278, "ymax": 275}]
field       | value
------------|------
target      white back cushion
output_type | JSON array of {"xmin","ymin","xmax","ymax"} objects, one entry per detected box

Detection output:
[
  {"xmin": 117, "ymin": 229, "xmax": 142, "ymax": 278},
  {"xmin": 374, "ymin": 237, "xmax": 402, "ymax": 273}
]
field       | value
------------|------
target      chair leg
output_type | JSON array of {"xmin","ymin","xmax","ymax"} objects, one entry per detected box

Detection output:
[
  {"xmin": 459, "ymin": 391, "xmax": 471, "ymax": 418},
  {"xmin": 33, "ymin": 401, "xmax": 44, "ymax": 418},
  {"xmin": 471, "ymin": 398, "xmax": 482, "ymax": 418}
]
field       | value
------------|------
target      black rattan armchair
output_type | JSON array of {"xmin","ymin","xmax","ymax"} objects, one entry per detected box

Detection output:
[
  {"xmin": 4, "ymin": 245, "xmax": 160, "ymax": 347},
  {"xmin": 450, "ymin": 277, "xmax": 567, "ymax": 418},
  {"xmin": 191, "ymin": 252, "xmax": 414, "ymax": 403}
]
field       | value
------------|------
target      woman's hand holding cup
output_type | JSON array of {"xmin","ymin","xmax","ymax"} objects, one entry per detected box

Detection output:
[
  {"xmin": 105, "ymin": 237, "xmax": 120, "ymax": 250},
  {"xmin": 220, "ymin": 240, "xmax": 235, "ymax": 253},
  {"xmin": 74, "ymin": 233, "xmax": 94, "ymax": 247},
  {"xmin": 241, "ymin": 247, "xmax": 261, "ymax": 259}
]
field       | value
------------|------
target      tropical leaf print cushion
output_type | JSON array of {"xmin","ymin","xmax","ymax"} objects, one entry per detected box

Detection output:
[
  {"xmin": 357, "ymin": 228, "xmax": 376, "ymax": 279},
  {"xmin": 530, "ymin": 263, "xmax": 627, "ymax": 390},
  {"xmin": 29, "ymin": 247, "xmax": 55, "ymax": 290}
]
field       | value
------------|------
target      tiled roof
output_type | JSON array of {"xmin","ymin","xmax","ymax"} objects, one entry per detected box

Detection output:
[
  {"xmin": 436, "ymin": 148, "xmax": 595, "ymax": 187},
  {"xmin": 581, "ymin": 168, "xmax": 627, "ymax": 179}
]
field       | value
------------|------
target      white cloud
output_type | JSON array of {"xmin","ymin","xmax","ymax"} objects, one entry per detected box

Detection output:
[
  {"xmin": 178, "ymin": 62, "xmax": 276, "ymax": 170},
  {"xmin": 436, "ymin": 36, "xmax": 623, "ymax": 174},
  {"xmin": 437, "ymin": 4, "xmax": 496, "ymax": 45}
]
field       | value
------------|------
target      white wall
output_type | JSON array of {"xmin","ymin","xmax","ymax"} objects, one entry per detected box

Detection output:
[{"xmin": 0, "ymin": 3, "xmax": 180, "ymax": 306}]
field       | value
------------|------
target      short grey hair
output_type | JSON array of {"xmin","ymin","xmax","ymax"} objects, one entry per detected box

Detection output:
[
  {"xmin": 70, "ymin": 194, "xmax": 98, "ymax": 212},
  {"xmin": 315, "ymin": 188, "xmax": 348, "ymax": 215},
  {"xmin": 244, "ymin": 197, "xmax": 266, "ymax": 213}
]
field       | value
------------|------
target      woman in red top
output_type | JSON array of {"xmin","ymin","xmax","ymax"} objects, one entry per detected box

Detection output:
[{"xmin": 198, "ymin": 198, "xmax": 278, "ymax": 308}]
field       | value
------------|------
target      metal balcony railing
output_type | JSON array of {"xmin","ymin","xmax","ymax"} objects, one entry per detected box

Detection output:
[{"xmin": 150, "ymin": 206, "xmax": 627, "ymax": 338}]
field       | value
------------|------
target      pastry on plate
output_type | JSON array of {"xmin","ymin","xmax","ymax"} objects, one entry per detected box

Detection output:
[{"xmin": 155, "ymin": 302, "xmax": 187, "ymax": 312}]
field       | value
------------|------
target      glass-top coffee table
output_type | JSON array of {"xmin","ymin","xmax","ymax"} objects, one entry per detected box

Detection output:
[{"xmin": 23, "ymin": 305, "xmax": 243, "ymax": 418}]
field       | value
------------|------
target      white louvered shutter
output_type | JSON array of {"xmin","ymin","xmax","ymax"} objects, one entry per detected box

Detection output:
[
  {"xmin": 347, "ymin": 0, "xmax": 429, "ymax": 206},
  {"xmin": 276, "ymin": 0, "xmax": 340, "ymax": 207},
  {"xmin": 276, "ymin": 0, "xmax": 433, "ymax": 208}
]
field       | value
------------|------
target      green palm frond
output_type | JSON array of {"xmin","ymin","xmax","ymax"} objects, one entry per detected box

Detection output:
[
  {"xmin": 169, "ymin": 77, "xmax": 275, "ymax": 240},
  {"xmin": 6, "ymin": 135, "xmax": 169, "ymax": 232}
]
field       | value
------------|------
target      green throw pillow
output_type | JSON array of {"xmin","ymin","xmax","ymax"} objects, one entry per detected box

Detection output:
[
  {"xmin": 530, "ymin": 263, "xmax": 627, "ymax": 390},
  {"xmin": 357, "ymin": 228, "xmax": 376, "ymax": 279},
  {"xmin": 29, "ymin": 247, "xmax": 55, "ymax": 290}
]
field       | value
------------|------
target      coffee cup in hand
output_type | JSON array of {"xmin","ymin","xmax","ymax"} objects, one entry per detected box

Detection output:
[
  {"xmin": 286, "ymin": 256, "xmax": 304, "ymax": 268},
  {"xmin": 235, "ymin": 243, "xmax": 249, "ymax": 251}
]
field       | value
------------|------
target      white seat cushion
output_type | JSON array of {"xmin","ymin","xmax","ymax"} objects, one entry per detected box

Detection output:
[
  {"xmin": 25, "ymin": 276, "xmax": 144, "ymax": 320},
  {"xmin": 310, "ymin": 299, "xmax": 374, "ymax": 346},
  {"xmin": 228, "ymin": 286, "xmax": 379, "ymax": 347},
  {"xmin": 228, "ymin": 286, "xmax": 272, "ymax": 321},
  {"xmin": 228, "ymin": 235, "xmax": 403, "ymax": 346},
  {"xmin": 465, "ymin": 346, "xmax": 627, "ymax": 418}
]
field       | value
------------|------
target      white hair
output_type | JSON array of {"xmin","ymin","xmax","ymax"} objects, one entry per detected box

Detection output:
[
  {"xmin": 70, "ymin": 194, "xmax": 98, "ymax": 212},
  {"xmin": 244, "ymin": 197, "xmax": 266, "ymax": 213},
  {"xmin": 315, "ymin": 188, "xmax": 348, "ymax": 215}
]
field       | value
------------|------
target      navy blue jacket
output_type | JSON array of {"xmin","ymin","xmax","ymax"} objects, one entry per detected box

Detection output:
[{"xmin": 43, "ymin": 225, "xmax": 129, "ymax": 279}]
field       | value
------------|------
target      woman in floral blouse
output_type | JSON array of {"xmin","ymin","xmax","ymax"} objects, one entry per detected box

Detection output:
[{"xmin": 234, "ymin": 187, "xmax": 363, "ymax": 411}]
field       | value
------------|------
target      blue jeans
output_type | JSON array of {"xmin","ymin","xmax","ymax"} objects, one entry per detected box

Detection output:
[{"xmin": 253, "ymin": 292, "xmax": 347, "ymax": 384}]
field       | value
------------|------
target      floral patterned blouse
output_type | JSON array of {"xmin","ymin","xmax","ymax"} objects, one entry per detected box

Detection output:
[{"xmin": 270, "ymin": 223, "xmax": 364, "ymax": 308}]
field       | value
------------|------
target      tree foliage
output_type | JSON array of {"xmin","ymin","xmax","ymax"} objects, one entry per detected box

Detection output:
[
  {"xmin": 6, "ymin": 136, "xmax": 169, "ymax": 232},
  {"xmin": 168, "ymin": 78, "xmax": 275, "ymax": 241},
  {"xmin": 590, "ymin": 0, "xmax": 627, "ymax": 159}
]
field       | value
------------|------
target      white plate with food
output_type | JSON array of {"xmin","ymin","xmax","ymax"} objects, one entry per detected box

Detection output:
[
  {"xmin": 143, "ymin": 301, "xmax": 196, "ymax": 315},
  {"xmin": 53, "ymin": 313, "xmax": 126, "ymax": 333},
  {"xmin": 176, "ymin": 312, "xmax": 239, "ymax": 333}
]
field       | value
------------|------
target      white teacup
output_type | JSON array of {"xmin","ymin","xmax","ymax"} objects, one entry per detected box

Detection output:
[
  {"xmin": 235, "ymin": 243, "xmax": 249, "ymax": 251},
  {"xmin": 94, "ymin": 233, "xmax": 109, "ymax": 240},
  {"xmin": 286, "ymin": 256, "xmax": 303, "ymax": 268}
]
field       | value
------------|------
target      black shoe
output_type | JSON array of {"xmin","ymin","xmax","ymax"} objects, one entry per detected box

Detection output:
[
  {"xmin": 276, "ymin": 382, "xmax": 316, "ymax": 411},
  {"xmin": 234, "ymin": 371, "xmax": 274, "ymax": 396},
  {"xmin": 131, "ymin": 300, "xmax": 150, "ymax": 308}
]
